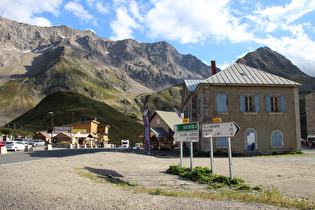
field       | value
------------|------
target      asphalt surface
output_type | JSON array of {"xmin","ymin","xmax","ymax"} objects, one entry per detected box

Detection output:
[{"xmin": 0, "ymin": 146, "xmax": 151, "ymax": 166}]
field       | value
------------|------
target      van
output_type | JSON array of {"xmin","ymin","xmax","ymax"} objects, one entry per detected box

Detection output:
[{"xmin": 121, "ymin": 140, "xmax": 129, "ymax": 149}]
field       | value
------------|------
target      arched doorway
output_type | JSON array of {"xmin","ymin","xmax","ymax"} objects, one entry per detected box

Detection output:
[{"xmin": 245, "ymin": 129, "xmax": 257, "ymax": 153}]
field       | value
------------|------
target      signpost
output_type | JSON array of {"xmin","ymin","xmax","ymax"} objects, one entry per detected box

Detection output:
[
  {"xmin": 202, "ymin": 122, "xmax": 239, "ymax": 138},
  {"xmin": 202, "ymin": 121, "xmax": 240, "ymax": 178},
  {"xmin": 174, "ymin": 122, "xmax": 199, "ymax": 170}
]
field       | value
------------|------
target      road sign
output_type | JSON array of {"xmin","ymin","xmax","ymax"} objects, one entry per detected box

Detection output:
[
  {"xmin": 202, "ymin": 122, "xmax": 240, "ymax": 138},
  {"xmin": 174, "ymin": 131, "xmax": 199, "ymax": 142},
  {"xmin": 174, "ymin": 122, "xmax": 198, "ymax": 132},
  {"xmin": 183, "ymin": 118, "xmax": 189, "ymax": 123},
  {"xmin": 212, "ymin": 118, "xmax": 222, "ymax": 123},
  {"xmin": 174, "ymin": 122, "xmax": 199, "ymax": 142}
]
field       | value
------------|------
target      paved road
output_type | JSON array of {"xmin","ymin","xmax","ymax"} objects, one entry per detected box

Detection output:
[
  {"xmin": 1, "ymin": 145, "xmax": 314, "ymax": 166},
  {"xmin": 0, "ymin": 147, "xmax": 132, "ymax": 166}
]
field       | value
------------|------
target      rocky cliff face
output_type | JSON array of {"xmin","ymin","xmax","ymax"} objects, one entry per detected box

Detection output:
[
  {"xmin": 0, "ymin": 15, "xmax": 213, "ymax": 125},
  {"xmin": 0, "ymin": 16, "xmax": 211, "ymax": 92},
  {"xmin": 236, "ymin": 47, "xmax": 315, "ymax": 91}
]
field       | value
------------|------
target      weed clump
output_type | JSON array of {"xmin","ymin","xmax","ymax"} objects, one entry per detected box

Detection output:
[{"xmin": 167, "ymin": 165, "xmax": 245, "ymax": 189}]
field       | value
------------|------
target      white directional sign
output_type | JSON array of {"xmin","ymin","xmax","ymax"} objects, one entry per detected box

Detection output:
[
  {"xmin": 202, "ymin": 122, "xmax": 240, "ymax": 138},
  {"xmin": 174, "ymin": 131, "xmax": 199, "ymax": 142},
  {"xmin": 174, "ymin": 122, "xmax": 199, "ymax": 142}
]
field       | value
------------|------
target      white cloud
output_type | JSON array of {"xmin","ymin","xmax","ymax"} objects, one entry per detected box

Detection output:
[
  {"xmin": 144, "ymin": 0, "xmax": 253, "ymax": 44},
  {"xmin": 0, "ymin": 0, "xmax": 62, "ymax": 26},
  {"xmin": 64, "ymin": 1, "xmax": 97, "ymax": 26},
  {"xmin": 254, "ymin": 0, "xmax": 315, "ymax": 32},
  {"xmin": 95, "ymin": 2, "xmax": 109, "ymax": 14},
  {"xmin": 110, "ymin": 6, "xmax": 140, "ymax": 40}
]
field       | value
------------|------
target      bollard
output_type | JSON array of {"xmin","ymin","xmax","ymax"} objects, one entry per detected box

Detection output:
[
  {"xmin": 0, "ymin": 146, "xmax": 7, "ymax": 154},
  {"xmin": 76, "ymin": 144, "xmax": 80, "ymax": 149},
  {"xmin": 69, "ymin": 144, "xmax": 73, "ymax": 149},
  {"xmin": 45, "ymin": 144, "xmax": 53, "ymax": 150},
  {"xmin": 24, "ymin": 145, "xmax": 33, "ymax": 152}
]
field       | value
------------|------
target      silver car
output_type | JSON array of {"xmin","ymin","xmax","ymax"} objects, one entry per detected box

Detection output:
[
  {"xmin": 29, "ymin": 139, "xmax": 46, "ymax": 147},
  {"xmin": 5, "ymin": 141, "xmax": 26, "ymax": 151}
]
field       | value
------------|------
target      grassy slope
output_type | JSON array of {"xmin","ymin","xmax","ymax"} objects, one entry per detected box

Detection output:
[{"xmin": 11, "ymin": 91, "xmax": 144, "ymax": 146}]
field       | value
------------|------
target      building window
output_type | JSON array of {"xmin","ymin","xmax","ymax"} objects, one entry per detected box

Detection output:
[
  {"xmin": 217, "ymin": 137, "xmax": 228, "ymax": 147},
  {"xmin": 266, "ymin": 95, "xmax": 286, "ymax": 113},
  {"xmin": 245, "ymin": 96, "xmax": 254, "ymax": 112},
  {"xmin": 216, "ymin": 94, "xmax": 227, "ymax": 113},
  {"xmin": 240, "ymin": 95, "xmax": 259, "ymax": 112},
  {"xmin": 156, "ymin": 119, "xmax": 160, "ymax": 124},
  {"xmin": 271, "ymin": 131, "xmax": 284, "ymax": 147}
]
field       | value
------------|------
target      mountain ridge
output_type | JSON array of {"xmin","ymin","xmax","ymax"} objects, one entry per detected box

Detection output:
[{"xmin": 1, "ymin": 15, "xmax": 315, "ymax": 129}]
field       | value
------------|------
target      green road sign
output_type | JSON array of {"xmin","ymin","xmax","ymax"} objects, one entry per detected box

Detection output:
[{"xmin": 173, "ymin": 122, "xmax": 198, "ymax": 132}]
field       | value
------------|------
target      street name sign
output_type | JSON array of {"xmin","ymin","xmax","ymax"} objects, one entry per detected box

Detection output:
[
  {"xmin": 174, "ymin": 122, "xmax": 199, "ymax": 142},
  {"xmin": 202, "ymin": 122, "xmax": 240, "ymax": 138}
]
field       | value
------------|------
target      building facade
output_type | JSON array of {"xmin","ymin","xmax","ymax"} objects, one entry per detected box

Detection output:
[
  {"xmin": 145, "ymin": 110, "xmax": 183, "ymax": 150},
  {"xmin": 305, "ymin": 92, "xmax": 315, "ymax": 141},
  {"xmin": 182, "ymin": 63, "xmax": 301, "ymax": 155}
]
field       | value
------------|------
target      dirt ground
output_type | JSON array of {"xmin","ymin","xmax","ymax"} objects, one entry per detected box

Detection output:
[
  {"xmin": 108, "ymin": 146, "xmax": 315, "ymax": 201},
  {"xmin": 0, "ymin": 146, "xmax": 314, "ymax": 209}
]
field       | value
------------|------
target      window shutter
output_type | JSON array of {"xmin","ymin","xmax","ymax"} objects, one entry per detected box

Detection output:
[
  {"xmin": 281, "ymin": 95, "xmax": 286, "ymax": 112},
  {"xmin": 217, "ymin": 95, "xmax": 227, "ymax": 112},
  {"xmin": 255, "ymin": 95, "xmax": 260, "ymax": 112},
  {"xmin": 240, "ymin": 95, "xmax": 245, "ymax": 112},
  {"xmin": 266, "ymin": 95, "xmax": 271, "ymax": 112}
]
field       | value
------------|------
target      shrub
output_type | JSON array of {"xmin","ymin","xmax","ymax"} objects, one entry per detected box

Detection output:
[{"xmin": 167, "ymin": 165, "xmax": 244, "ymax": 189}]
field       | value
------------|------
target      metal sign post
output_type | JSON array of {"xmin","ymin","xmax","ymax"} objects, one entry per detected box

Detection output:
[
  {"xmin": 210, "ymin": 137, "xmax": 214, "ymax": 174},
  {"xmin": 180, "ymin": 142, "xmax": 183, "ymax": 167},
  {"xmin": 174, "ymin": 122, "xmax": 199, "ymax": 170},
  {"xmin": 190, "ymin": 142, "xmax": 193, "ymax": 171},
  {"xmin": 227, "ymin": 137, "xmax": 233, "ymax": 179},
  {"xmin": 202, "ymin": 121, "xmax": 240, "ymax": 178}
]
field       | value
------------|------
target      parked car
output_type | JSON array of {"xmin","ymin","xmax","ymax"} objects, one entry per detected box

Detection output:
[
  {"xmin": 0, "ymin": 141, "xmax": 6, "ymax": 147},
  {"xmin": 29, "ymin": 139, "xmax": 46, "ymax": 147},
  {"xmin": 16, "ymin": 139, "xmax": 29, "ymax": 146},
  {"xmin": 5, "ymin": 141, "xmax": 26, "ymax": 151},
  {"xmin": 133, "ymin": 143, "xmax": 143, "ymax": 149}
]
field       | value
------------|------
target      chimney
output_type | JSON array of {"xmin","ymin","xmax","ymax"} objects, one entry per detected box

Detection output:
[{"xmin": 211, "ymin": 60, "xmax": 216, "ymax": 75}]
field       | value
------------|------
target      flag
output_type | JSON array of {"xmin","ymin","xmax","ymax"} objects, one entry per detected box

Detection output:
[
  {"xmin": 173, "ymin": 106, "xmax": 182, "ymax": 118},
  {"xmin": 142, "ymin": 105, "xmax": 151, "ymax": 151}
]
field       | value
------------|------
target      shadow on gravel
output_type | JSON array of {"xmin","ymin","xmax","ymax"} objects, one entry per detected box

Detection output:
[
  {"xmin": 84, "ymin": 166, "xmax": 132, "ymax": 185},
  {"xmin": 27, "ymin": 148, "xmax": 110, "ymax": 158}
]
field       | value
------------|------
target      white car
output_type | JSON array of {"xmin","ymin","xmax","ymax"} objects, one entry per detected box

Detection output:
[
  {"xmin": 133, "ymin": 143, "xmax": 143, "ymax": 149},
  {"xmin": 5, "ymin": 141, "xmax": 26, "ymax": 151},
  {"xmin": 29, "ymin": 139, "xmax": 45, "ymax": 147}
]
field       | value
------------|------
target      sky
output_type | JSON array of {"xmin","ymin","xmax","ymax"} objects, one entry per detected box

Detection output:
[{"xmin": 1, "ymin": 0, "xmax": 315, "ymax": 77}]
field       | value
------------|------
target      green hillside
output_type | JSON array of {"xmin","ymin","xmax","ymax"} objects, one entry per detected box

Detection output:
[{"xmin": 8, "ymin": 91, "xmax": 144, "ymax": 146}]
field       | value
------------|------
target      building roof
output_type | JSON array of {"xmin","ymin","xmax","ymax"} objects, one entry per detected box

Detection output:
[
  {"xmin": 153, "ymin": 110, "xmax": 183, "ymax": 132},
  {"xmin": 151, "ymin": 127, "xmax": 168, "ymax": 137},
  {"xmin": 184, "ymin": 63, "xmax": 301, "ymax": 92}
]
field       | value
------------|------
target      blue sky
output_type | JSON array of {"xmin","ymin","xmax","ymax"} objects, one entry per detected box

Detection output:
[{"xmin": 1, "ymin": 0, "xmax": 315, "ymax": 77}]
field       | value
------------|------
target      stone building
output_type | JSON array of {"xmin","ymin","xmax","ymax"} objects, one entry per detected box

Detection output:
[
  {"xmin": 305, "ymin": 92, "xmax": 315, "ymax": 140},
  {"xmin": 182, "ymin": 62, "xmax": 302, "ymax": 155}
]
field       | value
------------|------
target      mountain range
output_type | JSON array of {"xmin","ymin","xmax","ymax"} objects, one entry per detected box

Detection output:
[{"xmin": 1, "ymin": 15, "xmax": 314, "ymax": 133}]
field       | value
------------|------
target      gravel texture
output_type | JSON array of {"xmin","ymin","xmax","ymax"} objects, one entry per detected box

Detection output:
[{"xmin": 1, "ymin": 147, "xmax": 314, "ymax": 209}]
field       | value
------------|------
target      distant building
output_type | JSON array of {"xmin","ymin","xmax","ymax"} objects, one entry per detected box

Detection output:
[
  {"xmin": 305, "ymin": 92, "xmax": 315, "ymax": 141},
  {"xmin": 36, "ymin": 120, "xmax": 111, "ymax": 146},
  {"xmin": 33, "ymin": 131, "xmax": 55, "ymax": 142},
  {"xmin": 142, "ymin": 110, "xmax": 183, "ymax": 150},
  {"xmin": 182, "ymin": 62, "xmax": 301, "ymax": 155}
]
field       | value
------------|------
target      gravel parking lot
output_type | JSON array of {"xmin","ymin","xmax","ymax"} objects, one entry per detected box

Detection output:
[{"xmin": 0, "ymin": 146, "xmax": 314, "ymax": 209}]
